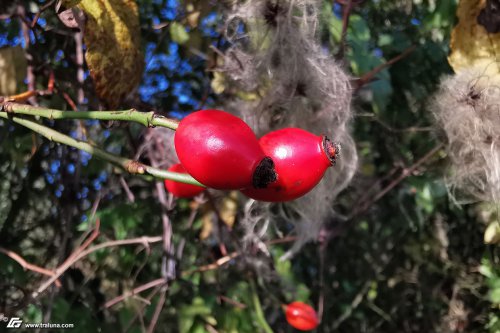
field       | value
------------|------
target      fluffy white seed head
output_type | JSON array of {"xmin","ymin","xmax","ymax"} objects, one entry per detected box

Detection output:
[{"xmin": 431, "ymin": 64, "xmax": 500, "ymax": 203}]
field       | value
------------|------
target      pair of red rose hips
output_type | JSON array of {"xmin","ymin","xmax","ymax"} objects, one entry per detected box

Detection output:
[{"xmin": 165, "ymin": 110, "xmax": 339, "ymax": 201}]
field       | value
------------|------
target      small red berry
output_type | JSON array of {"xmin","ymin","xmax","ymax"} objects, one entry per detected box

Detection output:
[
  {"xmin": 174, "ymin": 110, "xmax": 277, "ymax": 190},
  {"xmin": 242, "ymin": 128, "xmax": 339, "ymax": 202},
  {"xmin": 164, "ymin": 163, "xmax": 205, "ymax": 198},
  {"xmin": 285, "ymin": 302, "xmax": 319, "ymax": 331}
]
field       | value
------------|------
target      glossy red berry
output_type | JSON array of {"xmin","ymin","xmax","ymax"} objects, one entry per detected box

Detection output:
[
  {"xmin": 164, "ymin": 163, "xmax": 205, "ymax": 198},
  {"xmin": 242, "ymin": 128, "xmax": 339, "ymax": 202},
  {"xmin": 285, "ymin": 302, "xmax": 319, "ymax": 331},
  {"xmin": 174, "ymin": 110, "xmax": 276, "ymax": 190}
]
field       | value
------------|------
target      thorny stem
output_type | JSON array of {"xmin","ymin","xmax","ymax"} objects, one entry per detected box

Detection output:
[
  {"xmin": 0, "ymin": 102, "xmax": 180, "ymax": 130},
  {"xmin": 0, "ymin": 113, "xmax": 203, "ymax": 186}
]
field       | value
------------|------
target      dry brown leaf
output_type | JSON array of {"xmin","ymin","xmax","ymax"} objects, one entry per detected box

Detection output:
[
  {"xmin": 449, "ymin": 0, "xmax": 500, "ymax": 74},
  {"xmin": 79, "ymin": 0, "xmax": 144, "ymax": 109}
]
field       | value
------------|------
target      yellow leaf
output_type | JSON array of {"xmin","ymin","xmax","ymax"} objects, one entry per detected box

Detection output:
[
  {"xmin": 210, "ymin": 71, "xmax": 226, "ymax": 94},
  {"xmin": 61, "ymin": 0, "xmax": 82, "ymax": 8},
  {"xmin": 219, "ymin": 192, "xmax": 238, "ymax": 229},
  {"xmin": 79, "ymin": 0, "xmax": 144, "ymax": 109},
  {"xmin": 0, "ymin": 46, "xmax": 27, "ymax": 96},
  {"xmin": 449, "ymin": 0, "xmax": 500, "ymax": 74},
  {"xmin": 186, "ymin": 10, "xmax": 200, "ymax": 28},
  {"xmin": 484, "ymin": 222, "xmax": 500, "ymax": 244},
  {"xmin": 170, "ymin": 22, "xmax": 189, "ymax": 45},
  {"xmin": 200, "ymin": 211, "xmax": 214, "ymax": 240}
]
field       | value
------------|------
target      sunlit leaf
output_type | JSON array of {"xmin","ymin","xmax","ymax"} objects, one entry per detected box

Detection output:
[
  {"xmin": 170, "ymin": 22, "xmax": 190, "ymax": 45},
  {"xmin": 199, "ymin": 211, "xmax": 214, "ymax": 240},
  {"xmin": 79, "ymin": 0, "xmax": 144, "ymax": 108},
  {"xmin": 449, "ymin": 0, "xmax": 500, "ymax": 74},
  {"xmin": 219, "ymin": 192, "xmax": 238, "ymax": 228},
  {"xmin": 484, "ymin": 222, "xmax": 500, "ymax": 244},
  {"xmin": 61, "ymin": 0, "xmax": 82, "ymax": 8}
]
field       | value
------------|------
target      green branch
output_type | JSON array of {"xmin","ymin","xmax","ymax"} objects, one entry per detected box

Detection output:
[
  {"xmin": 0, "ymin": 113, "xmax": 203, "ymax": 186},
  {"xmin": 1, "ymin": 102, "xmax": 179, "ymax": 130},
  {"xmin": 250, "ymin": 279, "xmax": 274, "ymax": 333}
]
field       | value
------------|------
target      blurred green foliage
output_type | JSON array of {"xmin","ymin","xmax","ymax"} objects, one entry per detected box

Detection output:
[{"xmin": 0, "ymin": 0, "xmax": 499, "ymax": 332}]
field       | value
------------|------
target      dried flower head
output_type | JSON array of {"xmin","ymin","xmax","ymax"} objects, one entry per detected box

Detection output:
[{"xmin": 431, "ymin": 64, "xmax": 500, "ymax": 203}]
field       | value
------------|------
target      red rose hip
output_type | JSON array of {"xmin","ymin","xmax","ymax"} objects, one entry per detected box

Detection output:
[
  {"xmin": 285, "ymin": 301, "xmax": 319, "ymax": 331},
  {"xmin": 174, "ymin": 110, "xmax": 277, "ymax": 190},
  {"xmin": 164, "ymin": 163, "xmax": 205, "ymax": 198},
  {"xmin": 242, "ymin": 128, "xmax": 339, "ymax": 202}
]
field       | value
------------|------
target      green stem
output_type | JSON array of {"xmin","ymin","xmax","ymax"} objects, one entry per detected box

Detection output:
[
  {"xmin": 0, "ymin": 113, "xmax": 203, "ymax": 186},
  {"xmin": 249, "ymin": 279, "xmax": 274, "ymax": 333},
  {"xmin": 1, "ymin": 102, "xmax": 179, "ymax": 130}
]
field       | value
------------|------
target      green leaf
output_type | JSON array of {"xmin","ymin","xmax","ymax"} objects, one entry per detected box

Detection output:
[{"xmin": 170, "ymin": 22, "xmax": 190, "ymax": 45}]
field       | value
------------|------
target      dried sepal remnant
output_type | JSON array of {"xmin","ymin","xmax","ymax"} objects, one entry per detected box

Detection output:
[
  {"xmin": 79, "ymin": 0, "xmax": 144, "ymax": 109},
  {"xmin": 448, "ymin": 0, "xmax": 500, "ymax": 73},
  {"xmin": 432, "ymin": 65, "xmax": 500, "ymax": 203},
  {"xmin": 219, "ymin": 0, "xmax": 357, "ymax": 256}
]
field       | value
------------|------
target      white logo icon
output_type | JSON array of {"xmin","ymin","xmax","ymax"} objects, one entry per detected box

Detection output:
[{"xmin": 6, "ymin": 317, "xmax": 22, "ymax": 328}]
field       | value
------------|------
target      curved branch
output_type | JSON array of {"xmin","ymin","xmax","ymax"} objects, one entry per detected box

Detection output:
[
  {"xmin": 0, "ymin": 113, "xmax": 203, "ymax": 186},
  {"xmin": 1, "ymin": 102, "xmax": 180, "ymax": 130}
]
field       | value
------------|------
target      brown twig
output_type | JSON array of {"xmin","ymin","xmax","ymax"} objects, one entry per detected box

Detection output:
[
  {"xmin": 124, "ymin": 287, "xmax": 162, "ymax": 332},
  {"xmin": 146, "ymin": 287, "xmax": 168, "ymax": 333},
  {"xmin": 64, "ymin": 218, "xmax": 101, "ymax": 263},
  {"xmin": 205, "ymin": 191, "xmax": 228, "ymax": 256},
  {"xmin": 120, "ymin": 176, "xmax": 136, "ymax": 202},
  {"xmin": 148, "ymin": 143, "xmax": 176, "ymax": 281},
  {"xmin": 218, "ymin": 295, "xmax": 247, "ymax": 309},
  {"xmin": 350, "ymin": 143, "xmax": 444, "ymax": 220},
  {"xmin": 31, "ymin": 0, "xmax": 56, "ymax": 28},
  {"xmin": 17, "ymin": 5, "xmax": 37, "ymax": 105},
  {"xmin": 336, "ymin": 0, "xmax": 353, "ymax": 60},
  {"xmin": 0, "ymin": 248, "xmax": 61, "ymax": 287},
  {"xmin": 105, "ymin": 278, "xmax": 167, "ymax": 309},
  {"xmin": 74, "ymin": 31, "xmax": 85, "ymax": 105},
  {"xmin": 105, "ymin": 236, "xmax": 298, "ymax": 310},
  {"xmin": 182, "ymin": 252, "xmax": 240, "ymax": 276},
  {"xmin": 357, "ymin": 112, "xmax": 433, "ymax": 133},
  {"xmin": 266, "ymin": 236, "xmax": 297, "ymax": 245},
  {"xmin": 317, "ymin": 227, "xmax": 327, "ymax": 323},
  {"xmin": 354, "ymin": 166, "xmax": 400, "ymax": 210},
  {"xmin": 33, "ymin": 235, "xmax": 163, "ymax": 298},
  {"xmin": 61, "ymin": 92, "xmax": 78, "ymax": 111},
  {"xmin": 180, "ymin": 236, "xmax": 298, "ymax": 277},
  {"xmin": 354, "ymin": 45, "xmax": 416, "ymax": 91}
]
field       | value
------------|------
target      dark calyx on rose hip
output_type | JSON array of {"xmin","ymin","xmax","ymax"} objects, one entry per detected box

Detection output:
[
  {"xmin": 241, "ymin": 128, "xmax": 341, "ymax": 202},
  {"xmin": 252, "ymin": 156, "xmax": 278, "ymax": 188},
  {"xmin": 323, "ymin": 136, "xmax": 341, "ymax": 165}
]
